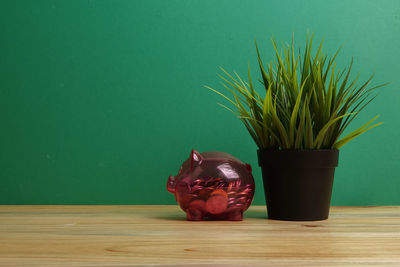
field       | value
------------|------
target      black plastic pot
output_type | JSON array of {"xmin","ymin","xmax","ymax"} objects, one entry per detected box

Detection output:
[{"xmin": 257, "ymin": 149, "xmax": 339, "ymax": 221}]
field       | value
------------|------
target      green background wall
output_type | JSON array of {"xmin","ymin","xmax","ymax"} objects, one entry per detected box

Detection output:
[{"xmin": 1, "ymin": 0, "xmax": 399, "ymax": 205}]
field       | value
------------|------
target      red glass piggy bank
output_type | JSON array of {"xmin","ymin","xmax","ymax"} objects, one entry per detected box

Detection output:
[{"xmin": 167, "ymin": 149, "xmax": 255, "ymax": 221}]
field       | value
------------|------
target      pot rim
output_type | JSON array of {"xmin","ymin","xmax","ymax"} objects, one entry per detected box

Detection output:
[
  {"xmin": 257, "ymin": 148, "xmax": 339, "ymax": 152},
  {"xmin": 257, "ymin": 149, "xmax": 339, "ymax": 168}
]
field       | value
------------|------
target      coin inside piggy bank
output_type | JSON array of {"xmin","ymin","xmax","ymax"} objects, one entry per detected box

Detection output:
[{"xmin": 167, "ymin": 149, "xmax": 255, "ymax": 221}]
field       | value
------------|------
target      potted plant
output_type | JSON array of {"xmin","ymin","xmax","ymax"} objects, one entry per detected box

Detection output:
[{"xmin": 206, "ymin": 33, "xmax": 387, "ymax": 221}]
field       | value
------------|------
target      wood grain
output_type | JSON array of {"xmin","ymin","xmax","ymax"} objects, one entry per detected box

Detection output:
[{"xmin": 0, "ymin": 205, "xmax": 400, "ymax": 266}]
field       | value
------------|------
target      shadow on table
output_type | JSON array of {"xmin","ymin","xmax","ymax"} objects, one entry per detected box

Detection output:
[
  {"xmin": 153, "ymin": 214, "xmax": 187, "ymax": 221},
  {"xmin": 152, "ymin": 209, "xmax": 267, "ymax": 221}
]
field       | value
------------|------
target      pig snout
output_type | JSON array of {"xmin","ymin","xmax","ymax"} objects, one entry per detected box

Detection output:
[{"xmin": 167, "ymin": 176, "xmax": 176, "ymax": 193}]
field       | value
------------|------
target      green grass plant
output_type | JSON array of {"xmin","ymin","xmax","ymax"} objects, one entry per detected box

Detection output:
[{"xmin": 206, "ymin": 33, "xmax": 388, "ymax": 150}]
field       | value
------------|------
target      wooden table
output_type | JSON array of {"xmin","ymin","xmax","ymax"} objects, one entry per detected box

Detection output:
[{"xmin": 1, "ymin": 205, "xmax": 400, "ymax": 266}]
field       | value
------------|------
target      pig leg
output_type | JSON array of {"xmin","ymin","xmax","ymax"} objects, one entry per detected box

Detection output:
[
  {"xmin": 186, "ymin": 208, "xmax": 203, "ymax": 221},
  {"xmin": 226, "ymin": 210, "xmax": 243, "ymax": 221},
  {"xmin": 186, "ymin": 199, "xmax": 205, "ymax": 221}
]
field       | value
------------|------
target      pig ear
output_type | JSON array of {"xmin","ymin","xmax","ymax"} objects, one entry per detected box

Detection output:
[
  {"xmin": 190, "ymin": 149, "xmax": 203, "ymax": 170},
  {"xmin": 245, "ymin": 163, "xmax": 252, "ymax": 173}
]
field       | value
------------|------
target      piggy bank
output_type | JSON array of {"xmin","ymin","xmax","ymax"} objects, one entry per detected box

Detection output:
[{"xmin": 167, "ymin": 149, "xmax": 255, "ymax": 221}]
